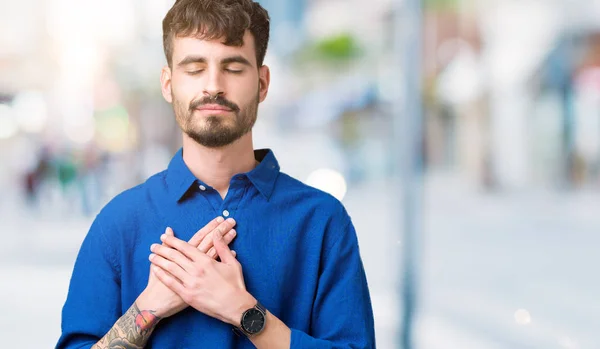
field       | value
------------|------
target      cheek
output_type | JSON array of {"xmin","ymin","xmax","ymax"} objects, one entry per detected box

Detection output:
[
  {"xmin": 171, "ymin": 91, "xmax": 191, "ymax": 115},
  {"xmin": 172, "ymin": 75, "xmax": 199, "ymax": 103},
  {"xmin": 231, "ymin": 79, "xmax": 260, "ymax": 105}
]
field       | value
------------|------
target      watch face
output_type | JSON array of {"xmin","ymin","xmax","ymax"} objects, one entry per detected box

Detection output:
[{"xmin": 242, "ymin": 308, "xmax": 265, "ymax": 334}]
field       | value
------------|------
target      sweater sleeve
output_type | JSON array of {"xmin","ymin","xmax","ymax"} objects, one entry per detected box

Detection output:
[
  {"xmin": 289, "ymin": 220, "xmax": 376, "ymax": 348},
  {"xmin": 56, "ymin": 216, "xmax": 122, "ymax": 349}
]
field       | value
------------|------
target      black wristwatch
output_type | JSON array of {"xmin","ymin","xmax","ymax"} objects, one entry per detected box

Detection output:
[{"xmin": 234, "ymin": 302, "xmax": 267, "ymax": 337}]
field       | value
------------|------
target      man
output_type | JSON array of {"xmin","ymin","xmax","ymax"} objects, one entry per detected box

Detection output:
[{"xmin": 56, "ymin": 0, "xmax": 375, "ymax": 348}]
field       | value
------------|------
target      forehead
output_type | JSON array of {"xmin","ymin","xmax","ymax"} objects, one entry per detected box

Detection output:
[{"xmin": 172, "ymin": 30, "xmax": 257, "ymax": 66}]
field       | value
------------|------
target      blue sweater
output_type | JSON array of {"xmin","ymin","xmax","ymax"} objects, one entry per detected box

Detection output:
[{"xmin": 57, "ymin": 149, "xmax": 375, "ymax": 348}]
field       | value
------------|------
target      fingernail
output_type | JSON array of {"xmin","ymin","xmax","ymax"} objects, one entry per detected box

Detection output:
[
  {"xmin": 217, "ymin": 216, "xmax": 224, "ymax": 223},
  {"xmin": 150, "ymin": 244, "xmax": 157, "ymax": 251},
  {"xmin": 160, "ymin": 234, "xmax": 166, "ymax": 241},
  {"xmin": 229, "ymin": 230, "xmax": 236, "ymax": 237},
  {"xmin": 149, "ymin": 253, "xmax": 155, "ymax": 260},
  {"xmin": 226, "ymin": 218, "xmax": 235, "ymax": 224}
]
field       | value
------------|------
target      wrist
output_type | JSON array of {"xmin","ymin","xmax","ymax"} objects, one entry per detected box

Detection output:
[
  {"xmin": 136, "ymin": 290, "xmax": 169, "ymax": 319},
  {"xmin": 228, "ymin": 291, "xmax": 257, "ymax": 326}
]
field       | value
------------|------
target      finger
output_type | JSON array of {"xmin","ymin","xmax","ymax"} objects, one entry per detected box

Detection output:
[
  {"xmin": 151, "ymin": 242, "xmax": 195, "ymax": 273},
  {"xmin": 197, "ymin": 218, "xmax": 236, "ymax": 253},
  {"xmin": 151, "ymin": 264, "xmax": 186, "ymax": 296},
  {"xmin": 162, "ymin": 233, "xmax": 207, "ymax": 262},
  {"xmin": 213, "ymin": 233, "xmax": 236, "ymax": 265},
  {"xmin": 231, "ymin": 250, "xmax": 237, "ymax": 258},
  {"xmin": 150, "ymin": 258, "xmax": 183, "ymax": 284},
  {"xmin": 149, "ymin": 252, "xmax": 189, "ymax": 283},
  {"xmin": 197, "ymin": 218, "xmax": 236, "ymax": 252},
  {"xmin": 188, "ymin": 217, "xmax": 224, "ymax": 247},
  {"xmin": 161, "ymin": 227, "xmax": 175, "ymax": 247},
  {"xmin": 206, "ymin": 229, "xmax": 236, "ymax": 259}
]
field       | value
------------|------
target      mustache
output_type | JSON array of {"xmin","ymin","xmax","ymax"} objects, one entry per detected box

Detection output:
[{"xmin": 189, "ymin": 96, "xmax": 240, "ymax": 112}]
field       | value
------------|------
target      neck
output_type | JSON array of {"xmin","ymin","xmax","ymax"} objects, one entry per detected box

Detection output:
[{"xmin": 182, "ymin": 132, "xmax": 257, "ymax": 198}]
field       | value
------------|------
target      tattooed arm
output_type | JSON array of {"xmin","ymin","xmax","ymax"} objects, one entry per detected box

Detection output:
[
  {"xmin": 91, "ymin": 302, "xmax": 161, "ymax": 349},
  {"xmin": 57, "ymin": 219, "xmax": 238, "ymax": 348}
]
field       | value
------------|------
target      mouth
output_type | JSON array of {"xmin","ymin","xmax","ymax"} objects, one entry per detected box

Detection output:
[{"xmin": 195, "ymin": 104, "xmax": 233, "ymax": 112}]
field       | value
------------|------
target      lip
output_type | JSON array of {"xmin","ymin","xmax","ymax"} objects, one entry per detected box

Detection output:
[{"xmin": 195, "ymin": 104, "xmax": 232, "ymax": 112}]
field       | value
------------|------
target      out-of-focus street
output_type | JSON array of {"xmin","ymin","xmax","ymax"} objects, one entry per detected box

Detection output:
[{"xmin": 3, "ymin": 0, "xmax": 600, "ymax": 347}]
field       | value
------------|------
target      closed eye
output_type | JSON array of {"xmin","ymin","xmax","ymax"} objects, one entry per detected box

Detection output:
[
  {"xmin": 225, "ymin": 69, "xmax": 243, "ymax": 74},
  {"xmin": 187, "ymin": 70, "xmax": 204, "ymax": 75}
]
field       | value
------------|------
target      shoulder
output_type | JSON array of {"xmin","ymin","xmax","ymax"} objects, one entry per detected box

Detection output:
[
  {"xmin": 95, "ymin": 170, "xmax": 168, "ymax": 230},
  {"xmin": 275, "ymin": 172, "xmax": 359, "ymax": 254}
]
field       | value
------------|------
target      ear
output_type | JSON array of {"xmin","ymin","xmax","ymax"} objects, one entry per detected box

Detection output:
[
  {"xmin": 258, "ymin": 65, "xmax": 270, "ymax": 103},
  {"xmin": 160, "ymin": 65, "xmax": 173, "ymax": 103}
]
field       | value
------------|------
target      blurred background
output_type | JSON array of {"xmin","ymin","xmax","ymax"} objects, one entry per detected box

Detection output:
[{"xmin": 1, "ymin": 0, "xmax": 599, "ymax": 347}]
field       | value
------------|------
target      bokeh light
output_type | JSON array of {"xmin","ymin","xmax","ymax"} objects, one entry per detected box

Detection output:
[
  {"xmin": 514, "ymin": 309, "xmax": 532, "ymax": 325},
  {"xmin": 306, "ymin": 168, "xmax": 348, "ymax": 201},
  {"xmin": 0, "ymin": 104, "xmax": 18, "ymax": 139},
  {"xmin": 12, "ymin": 91, "xmax": 48, "ymax": 133}
]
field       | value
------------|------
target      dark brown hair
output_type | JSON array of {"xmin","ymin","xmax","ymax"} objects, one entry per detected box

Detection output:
[{"xmin": 162, "ymin": 0, "xmax": 270, "ymax": 68}]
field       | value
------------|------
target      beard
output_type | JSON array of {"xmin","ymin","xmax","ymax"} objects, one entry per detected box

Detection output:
[{"xmin": 172, "ymin": 90, "xmax": 259, "ymax": 148}]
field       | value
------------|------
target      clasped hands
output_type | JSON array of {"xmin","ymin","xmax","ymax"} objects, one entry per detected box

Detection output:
[{"xmin": 137, "ymin": 216, "xmax": 256, "ymax": 327}]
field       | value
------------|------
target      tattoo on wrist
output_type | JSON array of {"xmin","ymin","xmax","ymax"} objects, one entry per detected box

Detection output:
[
  {"xmin": 134, "ymin": 307, "xmax": 161, "ymax": 335},
  {"xmin": 93, "ymin": 303, "xmax": 161, "ymax": 349}
]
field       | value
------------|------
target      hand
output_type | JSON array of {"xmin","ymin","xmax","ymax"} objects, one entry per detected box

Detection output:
[
  {"xmin": 137, "ymin": 217, "xmax": 237, "ymax": 318},
  {"xmin": 188, "ymin": 217, "xmax": 239, "ymax": 260},
  {"xmin": 149, "ymin": 232, "xmax": 256, "ymax": 326}
]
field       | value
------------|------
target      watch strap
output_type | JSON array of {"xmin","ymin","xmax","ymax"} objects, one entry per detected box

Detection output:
[{"xmin": 254, "ymin": 302, "xmax": 266, "ymax": 315}]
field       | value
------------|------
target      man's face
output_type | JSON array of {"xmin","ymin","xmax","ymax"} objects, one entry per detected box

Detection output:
[{"xmin": 161, "ymin": 30, "xmax": 270, "ymax": 148}]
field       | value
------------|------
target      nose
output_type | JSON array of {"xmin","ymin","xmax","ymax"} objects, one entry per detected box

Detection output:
[{"xmin": 203, "ymin": 69, "xmax": 225, "ymax": 99}]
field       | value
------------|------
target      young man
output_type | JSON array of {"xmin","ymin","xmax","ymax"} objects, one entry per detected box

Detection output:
[{"xmin": 56, "ymin": 0, "xmax": 375, "ymax": 348}]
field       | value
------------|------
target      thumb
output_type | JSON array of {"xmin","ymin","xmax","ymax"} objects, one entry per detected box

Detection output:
[{"xmin": 213, "ymin": 233, "xmax": 235, "ymax": 264}]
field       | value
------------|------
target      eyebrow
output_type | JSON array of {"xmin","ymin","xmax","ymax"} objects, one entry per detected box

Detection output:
[
  {"xmin": 220, "ymin": 55, "xmax": 253, "ymax": 67},
  {"xmin": 177, "ymin": 55, "xmax": 253, "ymax": 68},
  {"xmin": 177, "ymin": 56, "xmax": 206, "ymax": 67}
]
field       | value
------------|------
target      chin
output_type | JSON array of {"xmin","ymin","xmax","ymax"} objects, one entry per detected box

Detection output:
[
  {"xmin": 190, "ymin": 123, "xmax": 234, "ymax": 136},
  {"xmin": 188, "ymin": 116, "xmax": 220, "ymax": 128}
]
